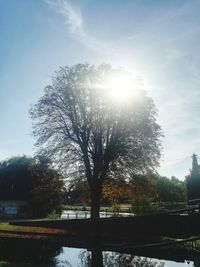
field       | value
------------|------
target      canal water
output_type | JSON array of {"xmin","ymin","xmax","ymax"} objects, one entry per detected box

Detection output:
[
  {"xmin": 56, "ymin": 247, "xmax": 194, "ymax": 266},
  {"xmin": 0, "ymin": 211, "xmax": 199, "ymax": 266},
  {"xmin": 0, "ymin": 240, "xmax": 197, "ymax": 266}
]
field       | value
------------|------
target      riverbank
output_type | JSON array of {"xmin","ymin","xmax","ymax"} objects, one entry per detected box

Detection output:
[
  {"xmin": 0, "ymin": 220, "xmax": 199, "ymax": 266},
  {"xmin": 0, "ymin": 222, "xmax": 161, "ymax": 247},
  {"xmin": 0, "ymin": 224, "xmax": 71, "ymax": 243},
  {"xmin": 6, "ymin": 212, "xmax": 200, "ymax": 245},
  {"xmin": 9, "ymin": 213, "xmax": 196, "ymax": 239}
]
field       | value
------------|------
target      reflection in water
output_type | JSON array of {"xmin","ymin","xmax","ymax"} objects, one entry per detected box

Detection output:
[
  {"xmin": 79, "ymin": 250, "xmax": 103, "ymax": 267},
  {"xmin": 0, "ymin": 240, "xmax": 62, "ymax": 266},
  {"xmin": 103, "ymin": 252, "xmax": 165, "ymax": 267},
  {"xmin": 79, "ymin": 250, "xmax": 165, "ymax": 267},
  {"xmin": 0, "ymin": 240, "xmax": 197, "ymax": 266}
]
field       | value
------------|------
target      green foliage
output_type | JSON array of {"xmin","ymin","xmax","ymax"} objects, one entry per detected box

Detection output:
[
  {"xmin": 47, "ymin": 210, "xmax": 62, "ymax": 219},
  {"xmin": 67, "ymin": 173, "xmax": 187, "ymax": 211},
  {"xmin": 0, "ymin": 155, "xmax": 65, "ymax": 218},
  {"xmin": 128, "ymin": 174, "xmax": 157, "ymax": 215},
  {"xmin": 29, "ymin": 156, "xmax": 65, "ymax": 217},
  {"xmin": 154, "ymin": 175, "xmax": 186, "ymax": 202},
  {"xmin": 131, "ymin": 196, "xmax": 158, "ymax": 215},
  {"xmin": 0, "ymin": 156, "xmax": 35, "ymax": 200},
  {"xmin": 109, "ymin": 203, "xmax": 120, "ymax": 215}
]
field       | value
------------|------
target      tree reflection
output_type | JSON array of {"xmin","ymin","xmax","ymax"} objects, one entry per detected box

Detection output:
[
  {"xmin": 0, "ymin": 240, "xmax": 197, "ymax": 266},
  {"xmin": 79, "ymin": 250, "xmax": 165, "ymax": 267},
  {"xmin": 104, "ymin": 253, "xmax": 165, "ymax": 267},
  {"xmin": 0, "ymin": 240, "xmax": 62, "ymax": 265}
]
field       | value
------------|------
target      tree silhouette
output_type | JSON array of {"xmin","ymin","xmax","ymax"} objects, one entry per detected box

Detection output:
[
  {"xmin": 186, "ymin": 154, "xmax": 200, "ymax": 201},
  {"xmin": 30, "ymin": 63, "xmax": 162, "ymax": 218}
]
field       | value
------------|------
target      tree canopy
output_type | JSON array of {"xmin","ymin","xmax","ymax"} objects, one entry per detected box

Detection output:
[
  {"xmin": 0, "ymin": 156, "xmax": 34, "ymax": 201},
  {"xmin": 0, "ymin": 156, "xmax": 64, "ymax": 217},
  {"xmin": 66, "ymin": 173, "xmax": 187, "ymax": 214},
  {"xmin": 155, "ymin": 175, "xmax": 186, "ymax": 203},
  {"xmin": 186, "ymin": 154, "xmax": 200, "ymax": 201},
  {"xmin": 30, "ymin": 63, "xmax": 162, "ymax": 218}
]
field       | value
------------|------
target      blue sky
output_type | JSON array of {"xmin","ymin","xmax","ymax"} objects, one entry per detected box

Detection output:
[{"xmin": 1, "ymin": 0, "xmax": 200, "ymax": 179}]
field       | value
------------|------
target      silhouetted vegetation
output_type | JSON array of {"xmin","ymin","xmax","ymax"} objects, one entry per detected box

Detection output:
[
  {"xmin": 0, "ymin": 156, "xmax": 65, "ymax": 217},
  {"xmin": 0, "ymin": 156, "xmax": 34, "ymax": 201},
  {"xmin": 186, "ymin": 154, "xmax": 200, "ymax": 201},
  {"xmin": 0, "ymin": 240, "xmax": 62, "ymax": 266},
  {"xmin": 154, "ymin": 175, "xmax": 186, "ymax": 203},
  {"xmin": 80, "ymin": 250, "xmax": 165, "ymax": 267},
  {"xmin": 30, "ymin": 63, "xmax": 162, "ymax": 218},
  {"xmin": 66, "ymin": 173, "xmax": 186, "ymax": 214}
]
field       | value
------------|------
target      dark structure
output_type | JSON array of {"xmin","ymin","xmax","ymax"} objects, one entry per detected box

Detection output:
[{"xmin": 186, "ymin": 154, "xmax": 200, "ymax": 203}]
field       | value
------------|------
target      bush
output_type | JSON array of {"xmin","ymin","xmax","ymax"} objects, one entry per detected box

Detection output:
[
  {"xmin": 131, "ymin": 196, "xmax": 158, "ymax": 215},
  {"xmin": 109, "ymin": 203, "xmax": 120, "ymax": 215}
]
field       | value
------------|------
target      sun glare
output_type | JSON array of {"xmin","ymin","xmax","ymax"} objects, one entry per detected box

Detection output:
[{"xmin": 105, "ymin": 74, "xmax": 140, "ymax": 103}]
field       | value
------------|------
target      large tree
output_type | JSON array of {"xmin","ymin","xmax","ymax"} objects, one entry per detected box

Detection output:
[{"xmin": 30, "ymin": 63, "xmax": 162, "ymax": 218}]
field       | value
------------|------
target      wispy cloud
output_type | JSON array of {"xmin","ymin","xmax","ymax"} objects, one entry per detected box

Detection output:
[
  {"xmin": 45, "ymin": 0, "xmax": 110, "ymax": 53},
  {"xmin": 46, "ymin": 0, "xmax": 83, "ymax": 35}
]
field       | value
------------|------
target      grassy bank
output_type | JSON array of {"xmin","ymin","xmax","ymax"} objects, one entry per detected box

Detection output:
[
  {"xmin": 0, "ymin": 224, "xmax": 66, "ymax": 234},
  {"xmin": 0, "ymin": 223, "xmax": 69, "ymax": 243}
]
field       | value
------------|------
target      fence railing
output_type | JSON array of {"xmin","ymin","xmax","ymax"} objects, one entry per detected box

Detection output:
[
  {"xmin": 61, "ymin": 202, "xmax": 188, "ymax": 220},
  {"xmin": 61, "ymin": 210, "xmax": 135, "ymax": 219}
]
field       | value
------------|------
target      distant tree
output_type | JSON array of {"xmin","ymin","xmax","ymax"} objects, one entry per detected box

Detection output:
[
  {"xmin": 102, "ymin": 177, "xmax": 131, "ymax": 204},
  {"xmin": 0, "ymin": 156, "xmax": 64, "ymax": 217},
  {"xmin": 186, "ymin": 154, "xmax": 200, "ymax": 201},
  {"xmin": 129, "ymin": 174, "xmax": 158, "ymax": 215},
  {"xmin": 30, "ymin": 63, "xmax": 162, "ymax": 218},
  {"xmin": 29, "ymin": 156, "xmax": 65, "ymax": 217},
  {"xmin": 155, "ymin": 175, "xmax": 186, "ymax": 202},
  {"xmin": 66, "ymin": 177, "xmax": 130, "ymax": 206},
  {"xmin": 0, "ymin": 156, "xmax": 35, "ymax": 200}
]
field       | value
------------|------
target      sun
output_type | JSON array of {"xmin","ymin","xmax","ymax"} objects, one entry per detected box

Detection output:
[{"xmin": 105, "ymin": 73, "xmax": 140, "ymax": 103}]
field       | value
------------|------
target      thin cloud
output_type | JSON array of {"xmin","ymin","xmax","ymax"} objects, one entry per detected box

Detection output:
[
  {"xmin": 45, "ymin": 0, "xmax": 83, "ymax": 35},
  {"xmin": 45, "ymin": 0, "xmax": 111, "ymax": 53}
]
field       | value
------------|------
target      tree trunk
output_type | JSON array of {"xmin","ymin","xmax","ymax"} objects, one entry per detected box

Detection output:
[
  {"xmin": 91, "ymin": 250, "xmax": 103, "ymax": 267},
  {"xmin": 90, "ymin": 182, "xmax": 102, "ymax": 219}
]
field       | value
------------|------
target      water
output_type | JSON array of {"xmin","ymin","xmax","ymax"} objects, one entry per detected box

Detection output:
[
  {"xmin": 56, "ymin": 248, "xmax": 194, "ymax": 266},
  {"xmin": 0, "ymin": 240, "xmax": 197, "ymax": 267}
]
